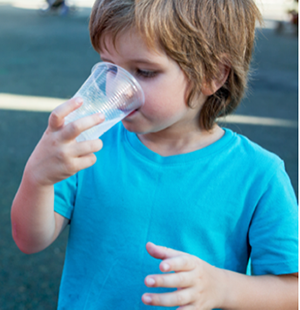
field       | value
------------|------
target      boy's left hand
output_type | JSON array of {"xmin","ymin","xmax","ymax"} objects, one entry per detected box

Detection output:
[{"xmin": 142, "ymin": 242, "xmax": 226, "ymax": 309}]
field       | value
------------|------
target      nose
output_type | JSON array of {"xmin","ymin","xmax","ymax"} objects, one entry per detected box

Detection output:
[{"xmin": 105, "ymin": 65, "xmax": 137, "ymax": 112}]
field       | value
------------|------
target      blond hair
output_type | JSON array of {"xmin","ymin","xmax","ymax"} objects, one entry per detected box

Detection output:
[{"xmin": 90, "ymin": 0, "xmax": 262, "ymax": 130}]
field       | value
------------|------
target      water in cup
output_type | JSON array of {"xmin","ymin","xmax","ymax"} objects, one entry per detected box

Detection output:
[{"xmin": 64, "ymin": 62, "xmax": 145, "ymax": 142}]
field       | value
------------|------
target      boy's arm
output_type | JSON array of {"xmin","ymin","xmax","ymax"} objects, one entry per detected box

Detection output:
[
  {"xmin": 11, "ymin": 171, "xmax": 69, "ymax": 254},
  {"xmin": 220, "ymin": 270, "xmax": 298, "ymax": 310},
  {"xmin": 142, "ymin": 242, "xmax": 298, "ymax": 310},
  {"xmin": 11, "ymin": 98, "xmax": 104, "ymax": 254}
]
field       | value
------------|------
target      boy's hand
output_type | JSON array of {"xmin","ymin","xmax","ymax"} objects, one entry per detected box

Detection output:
[
  {"xmin": 142, "ymin": 242, "xmax": 226, "ymax": 309},
  {"xmin": 25, "ymin": 97, "xmax": 104, "ymax": 186}
]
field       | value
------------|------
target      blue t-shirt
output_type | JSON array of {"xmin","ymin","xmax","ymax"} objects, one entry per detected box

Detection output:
[{"xmin": 54, "ymin": 124, "xmax": 298, "ymax": 310}]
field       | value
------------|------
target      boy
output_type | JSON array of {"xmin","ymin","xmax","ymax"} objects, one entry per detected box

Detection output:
[{"xmin": 11, "ymin": 0, "xmax": 298, "ymax": 309}]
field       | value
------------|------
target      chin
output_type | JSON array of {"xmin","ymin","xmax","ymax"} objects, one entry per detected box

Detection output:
[
  {"xmin": 121, "ymin": 120, "xmax": 143, "ymax": 133},
  {"xmin": 121, "ymin": 120, "xmax": 153, "ymax": 135}
]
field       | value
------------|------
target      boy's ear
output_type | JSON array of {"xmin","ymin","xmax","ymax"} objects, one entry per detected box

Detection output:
[{"xmin": 202, "ymin": 62, "xmax": 231, "ymax": 96}]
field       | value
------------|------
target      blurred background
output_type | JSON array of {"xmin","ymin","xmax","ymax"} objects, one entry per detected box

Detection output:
[{"xmin": 0, "ymin": 0, "xmax": 298, "ymax": 309}]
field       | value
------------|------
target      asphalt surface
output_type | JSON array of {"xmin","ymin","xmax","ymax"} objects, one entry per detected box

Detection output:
[{"xmin": 0, "ymin": 4, "xmax": 298, "ymax": 310}]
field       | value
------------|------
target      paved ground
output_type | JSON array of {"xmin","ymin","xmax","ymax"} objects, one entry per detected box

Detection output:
[{"xmin": 0, "ymin": 3, "xmax": 298, "ymax": 310}]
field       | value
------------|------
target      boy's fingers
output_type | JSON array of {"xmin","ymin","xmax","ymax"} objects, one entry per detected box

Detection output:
[
  {"xmin": 48, "ymin": 97, "xmax": 83, "ymax": 131},
  {"xmin": 177, "ymin": 305, "xmax": 194, "ymax": 310},
  {"xmin": 145, "ymin": 271, "xmax": 193, "ymax": 288},
  {"xmin": 62, "ymin": 113, "xmax": 105, "ymax": 141},
  {"xmin": 160, "ymin": 255, "xmax": 196, "ymax": 273},
  {"xmin": 72, "ymin": 139, "xmax": 103, "ymax": 157},
  {"xmin": 142, "ymin": 288, "xmax": 194, "ymax": 307},
  {"xmin": 73, "ymin": 153, "xmax": 98, "ymax": 171},
  {"xmin": 146, "ymin": 242, "xmax": 185, "ymax": 260}
]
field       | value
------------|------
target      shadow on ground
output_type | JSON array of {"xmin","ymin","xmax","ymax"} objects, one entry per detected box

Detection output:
[{"xmin": 0, "ymin": 4, "xmax": 298, "ymax": 310}]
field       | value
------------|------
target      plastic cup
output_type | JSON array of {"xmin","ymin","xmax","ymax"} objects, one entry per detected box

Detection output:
[{"xmin": 64, "ymin": 62, "xmax": 145, "ymax": 142}]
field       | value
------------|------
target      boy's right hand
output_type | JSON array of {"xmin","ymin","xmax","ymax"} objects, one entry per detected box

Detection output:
[{"xmin": 25, "ymin": 97, "xmax": 104, "ymax": 187}]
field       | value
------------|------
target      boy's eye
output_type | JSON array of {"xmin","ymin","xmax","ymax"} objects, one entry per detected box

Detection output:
[{"xmin": 136, "ymin": 69, "xmax": 157, "ymax": 78}]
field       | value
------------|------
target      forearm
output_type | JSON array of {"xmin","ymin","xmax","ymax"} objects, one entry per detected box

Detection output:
[
  {"xmin": 11, "ymin": 167, "xmax": 57, "ymax": 254},
  {"xmin": 221, "ymin": 268, "xmax": 298, "ymax": 310},
  {"xmin": 11, "ymin": 98, "xmax": 104, "ymax": 254}
]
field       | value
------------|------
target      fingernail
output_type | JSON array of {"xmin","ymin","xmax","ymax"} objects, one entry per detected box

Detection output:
[
  {"xmin": 144, "ymin": 295, "xmax": 152, "ymax": 304},
  {"xmin": 162, "ymin": 263, "xmax": 170, "ymax": 271},
  {"xmin": 97, "ymin": 113, "xmax": 105, "ymax": 121},
  {"xmin": 146, "ymin": 277, "xmax": 155, "ymax": 286},
  {"xmin": 74, "ymin": 97, "xmax": 83, "ymax": 104}
]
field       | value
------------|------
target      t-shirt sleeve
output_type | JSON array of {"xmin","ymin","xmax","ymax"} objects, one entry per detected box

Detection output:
[
  {"xmin": 249, "ymin": 161, "xmax": 298, "ymax": 275},
  {"xmin": 54, "ymin": 173, "xmax": 77, "ymax": 220}
]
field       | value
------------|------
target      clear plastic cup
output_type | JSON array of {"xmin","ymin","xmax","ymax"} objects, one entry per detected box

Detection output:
[{"xmin": 64, "ymin": 62, "xmax": 145, "ymax": 142}]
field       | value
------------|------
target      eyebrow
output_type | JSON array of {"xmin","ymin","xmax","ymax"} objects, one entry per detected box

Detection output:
[
  {"xmin": 100, "ymin": 57, "xmax": 162, "ymax": 67},
  {"xmin": 131, "ymin": 58, "xmax": 161, "ymax": 65}
]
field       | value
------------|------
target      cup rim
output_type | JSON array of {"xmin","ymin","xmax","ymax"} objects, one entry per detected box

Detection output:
[{"xmin": 91, "ymin": 62, "xmax": 145, "ymax": 106}]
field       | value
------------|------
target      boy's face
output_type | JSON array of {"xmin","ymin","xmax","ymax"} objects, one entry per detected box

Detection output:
[{"xmin": 99, "ymin": 29, "xmax": 207, "ymax": 135}]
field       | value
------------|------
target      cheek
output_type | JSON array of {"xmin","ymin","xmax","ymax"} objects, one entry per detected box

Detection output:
[
  {"xmin": 143, "ymin": 84, "xmax": 172, "ymax": 112},
  {"xmin": 142, "ymin": 94, "xmax": 164, "ymax": 117},
  {"xmin": 139, "ymin": 73, "xmax": 188, "ymax": 118},
  {"xmin": 142, "ymin": 92, "xmax": 185, "ymax": 123}
]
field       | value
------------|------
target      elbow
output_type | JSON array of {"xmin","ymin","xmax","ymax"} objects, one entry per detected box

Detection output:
[
  {"xmin": 12, "ymin": 229, "xmax": 37, "ymax": 255},
  {"xmin": 11, "ymin": 222, "xmax": 46, "ymax": 255},
  {"xmin": 15, "ymin": 243, "xmax": 37, "ymax": 255},
  {"xmin": 11, "ymin": 211, "xmax": 37, "ymax": 254},
  {"xmin": 13, "ymin": 233, "xmax": 46, "ymax": 255}
]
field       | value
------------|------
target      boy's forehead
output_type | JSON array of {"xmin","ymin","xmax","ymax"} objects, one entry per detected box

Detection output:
[{"xmin": 100, "ymin": 29, "xmax": 165, "ymax": 61}]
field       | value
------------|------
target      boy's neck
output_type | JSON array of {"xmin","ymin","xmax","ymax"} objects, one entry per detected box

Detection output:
[{"xmin": 137, "ymin": 125, "xmax": 224, "ymax": 157}]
